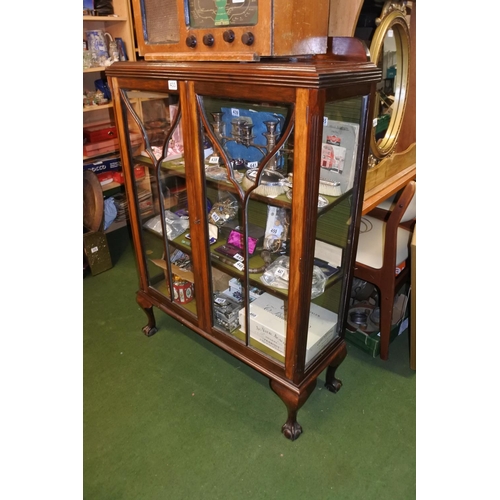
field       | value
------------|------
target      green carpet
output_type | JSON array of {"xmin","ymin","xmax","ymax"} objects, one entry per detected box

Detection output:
[{"xmin": 84, "ymin": 227, "xmax": 416, "ymax": 500}]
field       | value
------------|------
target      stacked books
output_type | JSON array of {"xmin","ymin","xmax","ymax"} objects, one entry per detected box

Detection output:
[{"xmin": 113, "ymin": 188, "xmax": 153, "ymax": 222}]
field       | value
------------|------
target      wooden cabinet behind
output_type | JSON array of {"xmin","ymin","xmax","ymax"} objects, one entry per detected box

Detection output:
[{"xmin": 106, "ymin": 44, "xmax": 380, "ymax": 440}]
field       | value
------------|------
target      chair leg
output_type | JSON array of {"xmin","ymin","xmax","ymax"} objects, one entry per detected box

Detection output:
[{"xmin": 378, "ymin": 282, "xmax": 396, "ymax": 361}]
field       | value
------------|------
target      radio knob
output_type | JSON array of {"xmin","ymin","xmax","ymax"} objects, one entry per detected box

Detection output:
[
  {"xmin": 185, "ymin": 35, "xmax": 197, "ymax": 48},
  {"xmin": 223, "ymin": 30, "xmax": 235, "ymax": 43},
  {"xmin": 241, "ymin": 32, "xmax": 255, "ymax": 46},
  {"xmin": 203, "ymin": 34, "xmax": 214, "ymax": 46}
]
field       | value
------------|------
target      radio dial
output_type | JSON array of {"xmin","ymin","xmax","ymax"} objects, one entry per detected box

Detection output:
[
  {"xmin": 185, "ymin": 35, "xmax": 197, "ymax": 48},
  {"xmin": 241, "ymin": 32, "xmax": 255, "ymax": 46},
  {"xmin": 223, "ymin": 30, "xmax": 235, "ymax": 43},
  {"xmin": 203, "ymin": 34, "xmax": 214, "ymax": 47}
]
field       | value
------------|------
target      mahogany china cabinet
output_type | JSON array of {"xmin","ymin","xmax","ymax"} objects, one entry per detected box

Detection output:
[{"xmin": 106, "ymin": 39, "xmax": 381, "ymax": 439}]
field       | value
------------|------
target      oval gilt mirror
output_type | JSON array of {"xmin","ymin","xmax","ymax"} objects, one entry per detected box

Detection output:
[{"xmin": 369, "ymin": 6, "xmax": 410, "ymax": 160}]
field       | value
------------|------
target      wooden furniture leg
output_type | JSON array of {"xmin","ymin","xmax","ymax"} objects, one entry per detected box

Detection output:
[
  {"xmin": 270, "ymin": 378, "xmax": 317, "ymax": 441},
  {"xmin": 410, "ymin": 227, "xmax": 416, "ymax": 370},
  {"xmin": 325, "ymin": 342, "xmax": 347, "ymax": 392},
  {"xmin": 137, "ymin": 293, "xmax": 158, "ymax": 337},
  {"xmin": 378, "ymin": 280, "xmax": 396, "ymax": 361}
]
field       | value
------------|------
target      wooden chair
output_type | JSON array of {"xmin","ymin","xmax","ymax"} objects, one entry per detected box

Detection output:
[{"xmin": 354, "ymin": 181, "xmax": 416, "ymax": 360}]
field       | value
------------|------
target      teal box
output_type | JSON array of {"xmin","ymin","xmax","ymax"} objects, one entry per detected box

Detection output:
[
  {"xmin": 344, "ymin": 288, "xmax": 410, "ymax": 358},
  {"xmin": 345, "ymin": 320, "xmax": 407, "ymax": 358}
]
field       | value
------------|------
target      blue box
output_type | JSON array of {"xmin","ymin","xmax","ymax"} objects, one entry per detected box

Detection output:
[
  {"xmin": 83, "ymin": 0, "xmax": 94, "ymax": 12},
  {"xmin": 83, "ymin": 155, "xmax": 122, "ymax": 174}
]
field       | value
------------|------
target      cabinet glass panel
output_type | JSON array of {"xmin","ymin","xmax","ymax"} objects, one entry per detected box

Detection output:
[
  {"xmin": 198, "ymin": 95, "xmax": 293, "ymax": 364},
  {"xmin": 305, "ymin": 96, "xmax": 366, "ymax": 367},
  {"xmin": 120, "ymin": 89, "xmax": 197, "ymax": 318}
]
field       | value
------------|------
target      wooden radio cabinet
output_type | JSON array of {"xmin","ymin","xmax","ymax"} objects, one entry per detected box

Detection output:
[
  {"xmin": 106, "ymin": 40, "xmax": 380, "ymax": 439},
  {"xmin": 131, "ymin": 0, "xmax": 331, "ymax": 61}
]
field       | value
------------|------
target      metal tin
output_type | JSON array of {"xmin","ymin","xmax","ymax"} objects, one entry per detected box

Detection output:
[{"xmin": 173, "ymin": 280, "xmax": 194, "ymax": 304}]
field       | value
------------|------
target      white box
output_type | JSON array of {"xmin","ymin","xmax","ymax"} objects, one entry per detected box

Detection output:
[{"xmin": 239, "ymin": 293, "xmax": 338, "ymax": 363}]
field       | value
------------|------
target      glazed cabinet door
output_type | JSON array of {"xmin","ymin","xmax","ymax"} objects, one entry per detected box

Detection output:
[
  {"xmin": 193, "ymin": 83, "xmax": 371, "ymax": 377},
  {"xmin": 195, "ymin": 86, "xmax": 295, "ymax": 368},
  {"xmin": 111, "ymin": 81, "xmax": 200, "ymax": 322}
]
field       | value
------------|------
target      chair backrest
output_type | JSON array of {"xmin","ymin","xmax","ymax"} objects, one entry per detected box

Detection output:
[
  {"xmin": 376, "ymin": 182, "xmax": 416, "ymax": 224},
  {"xmin": 401, "ymin": 183, "xmax": 416, "ymax": 223}
]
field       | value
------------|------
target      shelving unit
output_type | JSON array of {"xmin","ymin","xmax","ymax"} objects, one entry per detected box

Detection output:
[{"xmin": 83, "ymin": 1, "xmax": 137, "ymax": 234}]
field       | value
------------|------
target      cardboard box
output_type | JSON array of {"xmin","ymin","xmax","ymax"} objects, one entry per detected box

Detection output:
[
  {"xmin": 112, "ymin": 166, "xmax": 146, "ymax": 184},
  {"xmin": 83, "ymin": 137, "xmax": 120, "ymax": 157},
  {"xmin": 344, "ymin": 316, "xmax": 409, "ymax": 358},
  {"xmin": 96, "ymin": 171, "xmax": 114, "ymax": 186},
  {"xmin": 83, "ymin": 154, "xmax": 122, "ymax": 174},
  {"xmin": 83, "ymin": 124, "xmax": 117, "ymax": 143},
  {"xmin": 150, "ymin": 258, "xmax": 194, "ymax": 284},
  {"xmin": 239, "ymin": 293, "xmax": 338, "ymax": 363},
  {"xmin": 83, "ymin": 133, "xmax": 141, "ymax": 158}
]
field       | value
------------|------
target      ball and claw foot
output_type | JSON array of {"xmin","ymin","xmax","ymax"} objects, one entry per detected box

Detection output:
[
  {"xmin": 142, "ymin": 325, "xmax": 158, "ymax": 337},
  {"xmin": 282, "ymin": 419, "xmax": 303, "ymax": 441},
  {"xmin": 325, "ymin": 378, "xmax": 342, "ymax": 393}
]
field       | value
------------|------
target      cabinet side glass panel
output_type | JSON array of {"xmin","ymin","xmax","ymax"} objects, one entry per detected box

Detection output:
[
  {"xmin": 197, "ymin": 95, "xmax": 294, "ymax": 365},
  {"xmin": 121, "ymin": 89, "xmax": 197, "ymax": 318},
  {"xmin": 305, "ymin": 96, "xmax": 365, "ymax": 367}
]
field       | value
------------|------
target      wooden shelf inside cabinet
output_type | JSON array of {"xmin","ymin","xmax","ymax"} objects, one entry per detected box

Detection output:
[
  {"xmin": 106, "ymin": 53, "xmax": 381, "ymax": 440},
  {"xmin": 105, "ymin": 218, "xmax": 128, "ymax": 234},
  {"xmin": 83, "ymin": 152, "xmax": 119, "ymax": 162},
  {"xmin": 83, "ymin": 15, "xmax": 128, "ymax": 22},
  {"xmin": 102, "ymin": 181, "xmax": 122, "ymax": 192},
  {"xmin": 136, "ymin": 155, "xmax": 348, "ymax": 212},
  {"xmin": 83, "ymin": 103, "xmax": 114, "ymax": 113},
  {"xmin": 84, "ymin": 67, "xmax": 106, "ymax": 74},
  {"xmin": 142, "ymin": 220, "xmax": 345, "ymax": 305}
]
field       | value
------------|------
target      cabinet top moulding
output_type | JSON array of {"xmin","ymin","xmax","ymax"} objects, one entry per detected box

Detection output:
[{"xmin": 106, "ymin": 58, "xmax": 380, "ymax": 91}]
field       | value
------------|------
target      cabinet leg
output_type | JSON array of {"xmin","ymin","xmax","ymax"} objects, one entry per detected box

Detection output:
[
  {"xmin": 137, "ymin": 293, "xmax": 158, "ymax": 337},
  {"xmin": 269, "ymin": 378, "xmax": 317, "ymax": 441},
  {"xmin": 324, "ymin": 342, "xmax": 347, "ymax": 393}
]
